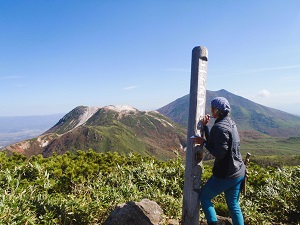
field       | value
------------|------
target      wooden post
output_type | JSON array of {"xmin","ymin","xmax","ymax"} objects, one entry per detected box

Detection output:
[
  {"xmin": 182, "ymin": 46, "xmax": 208, "ymax": 225},
  {"xmin": 242, "ymin": 152, "xmax": 251, "ymax": 195}
]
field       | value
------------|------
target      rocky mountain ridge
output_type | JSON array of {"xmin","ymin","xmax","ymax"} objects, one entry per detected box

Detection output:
[{"xmin": 2, "ymin": 105, "xmax": 186, "ymax": 160}]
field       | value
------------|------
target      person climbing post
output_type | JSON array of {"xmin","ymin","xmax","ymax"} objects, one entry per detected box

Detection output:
[{"xmin": 191, "ymin": 97, "xmax": 246, "ymax": 225}]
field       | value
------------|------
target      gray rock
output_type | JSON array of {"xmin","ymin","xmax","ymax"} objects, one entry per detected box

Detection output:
[
  {"xmin": 103, "ymin": 198, "xmax": 234, "ymax": 225},
  {"xmin": 199, "ymin": 216, "xmax": 232, "ymax": 225},
  {"xmin": 103, "ymin": 199, "xmax": 165, "ymax": 225}
]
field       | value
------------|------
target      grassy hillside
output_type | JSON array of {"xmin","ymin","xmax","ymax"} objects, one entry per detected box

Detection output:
[
  {"xmin": 42, "ymin": 108, "xmax": 187, "ymax": 160},
  {"xmin": 43, "ymin": 124, "xmax": 149, "ymax": 157},
  {"xmin": 239, "ymin": 131, "xmax": 300, "ymax": 156}
]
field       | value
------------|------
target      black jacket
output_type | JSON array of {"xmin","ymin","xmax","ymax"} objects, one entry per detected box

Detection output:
[{"xmin": 204, "ymin": 116, "xmax": 245, "ymax": 179}]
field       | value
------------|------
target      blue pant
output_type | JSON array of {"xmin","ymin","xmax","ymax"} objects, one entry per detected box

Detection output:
[{"xmin": 200, "ymin": 175, "xmax": 244, "ymax": 225}]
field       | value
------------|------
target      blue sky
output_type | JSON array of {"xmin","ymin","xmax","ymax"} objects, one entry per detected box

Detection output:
[{"xmin": 1, "ymin": 1, "xmax": 300, "ymax": 116}]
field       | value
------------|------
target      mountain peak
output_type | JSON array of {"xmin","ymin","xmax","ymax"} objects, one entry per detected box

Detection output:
[
  {"xmin": 158, "ymin": 89, "xmax": 300, "ymax": 137},
  {"xmin": 75, "ymin": 106, "xmax": 101, "ymax": 129},
  {"xmin": 104, "ymin": 105, "xmax": 138, "ymax": 113},
  {"xmin": 45, "ymin": 105, "xmax": 140, "ymax": 135}
]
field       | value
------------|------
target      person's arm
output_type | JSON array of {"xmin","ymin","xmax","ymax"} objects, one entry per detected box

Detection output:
[
  {"xmin": 205, "ymin": 128, "xmax": 230, "ymax": 158},
  {"xmin": 204, "ymin": 125, "xmax": 209, "ymax": 141},
  {"xmin": 191, "ymin": 114, "xmax": 210, "ymax": 145}
]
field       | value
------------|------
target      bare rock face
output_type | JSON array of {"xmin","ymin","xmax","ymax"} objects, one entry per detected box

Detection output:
[{"xmin": 103, "ymin": 199, "xmax": 165, "ymax": 225}]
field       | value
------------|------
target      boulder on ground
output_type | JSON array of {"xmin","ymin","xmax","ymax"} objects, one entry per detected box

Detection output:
[
  {"xmin": 103, "ymin": 198, "xmax": 233, "ymax": 225},
  {"xmin": 103, "ymin": 199, "xmax": 165, "ymax": 225}
]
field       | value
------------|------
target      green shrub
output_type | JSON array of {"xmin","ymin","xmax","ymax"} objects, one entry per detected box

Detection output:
[{"xmin": 0, "ymin": 151, "xmax": 300, "ymax": 224}]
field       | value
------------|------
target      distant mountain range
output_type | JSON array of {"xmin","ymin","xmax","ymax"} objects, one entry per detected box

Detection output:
[
  {"xmin": 2, "ymin": 105, "xmax": 186, "ymax": 160},
  {"xmin": 1, "ymin": 89, "xmax": 300, "ymax": 158},
  {"xmin": 158, "ymin": 89, "xmax": 300, "ymax": 137}
]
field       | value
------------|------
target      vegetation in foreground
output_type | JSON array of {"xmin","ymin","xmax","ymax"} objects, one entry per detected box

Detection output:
[{"xmin": 0, "ymin": 150, "xmax": 299, "ymax": 225}]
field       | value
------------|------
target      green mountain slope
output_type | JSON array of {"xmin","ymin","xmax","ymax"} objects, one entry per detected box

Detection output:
[
  {"xmin": 3, "ymin": 106, "xmax": 186, "ymax": 160},
  {"xmin": 157, "ymin": 89, "xmax": 300, "ymax": 137}
]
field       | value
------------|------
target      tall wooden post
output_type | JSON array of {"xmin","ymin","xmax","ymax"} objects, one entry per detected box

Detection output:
[{"xmin": 182, "ymin": 46, "xmax": 208, "ymax": 225}]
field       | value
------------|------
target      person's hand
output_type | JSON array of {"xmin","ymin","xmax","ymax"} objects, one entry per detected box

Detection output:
[
  {"xmin": 203, "ymin": 114, "xmax": 210, "ymax": 126},
  {"xmin": 191, "ymin": 135, "xmax": 206, "ymax": 145}
]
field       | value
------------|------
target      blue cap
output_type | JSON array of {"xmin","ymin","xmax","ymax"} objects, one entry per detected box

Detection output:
[{"xmin": 211, "ymin": 97, "xmax": 231, "ymax": 112}]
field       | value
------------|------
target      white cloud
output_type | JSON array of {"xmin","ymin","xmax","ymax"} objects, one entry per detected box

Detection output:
[
  {"xmin": 123, "ymin": 85, "xmax": 138, "ymax": 90},
  {"xmin": 258, "ymin": 89, "xmax": 271, "ymax": 98}
]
